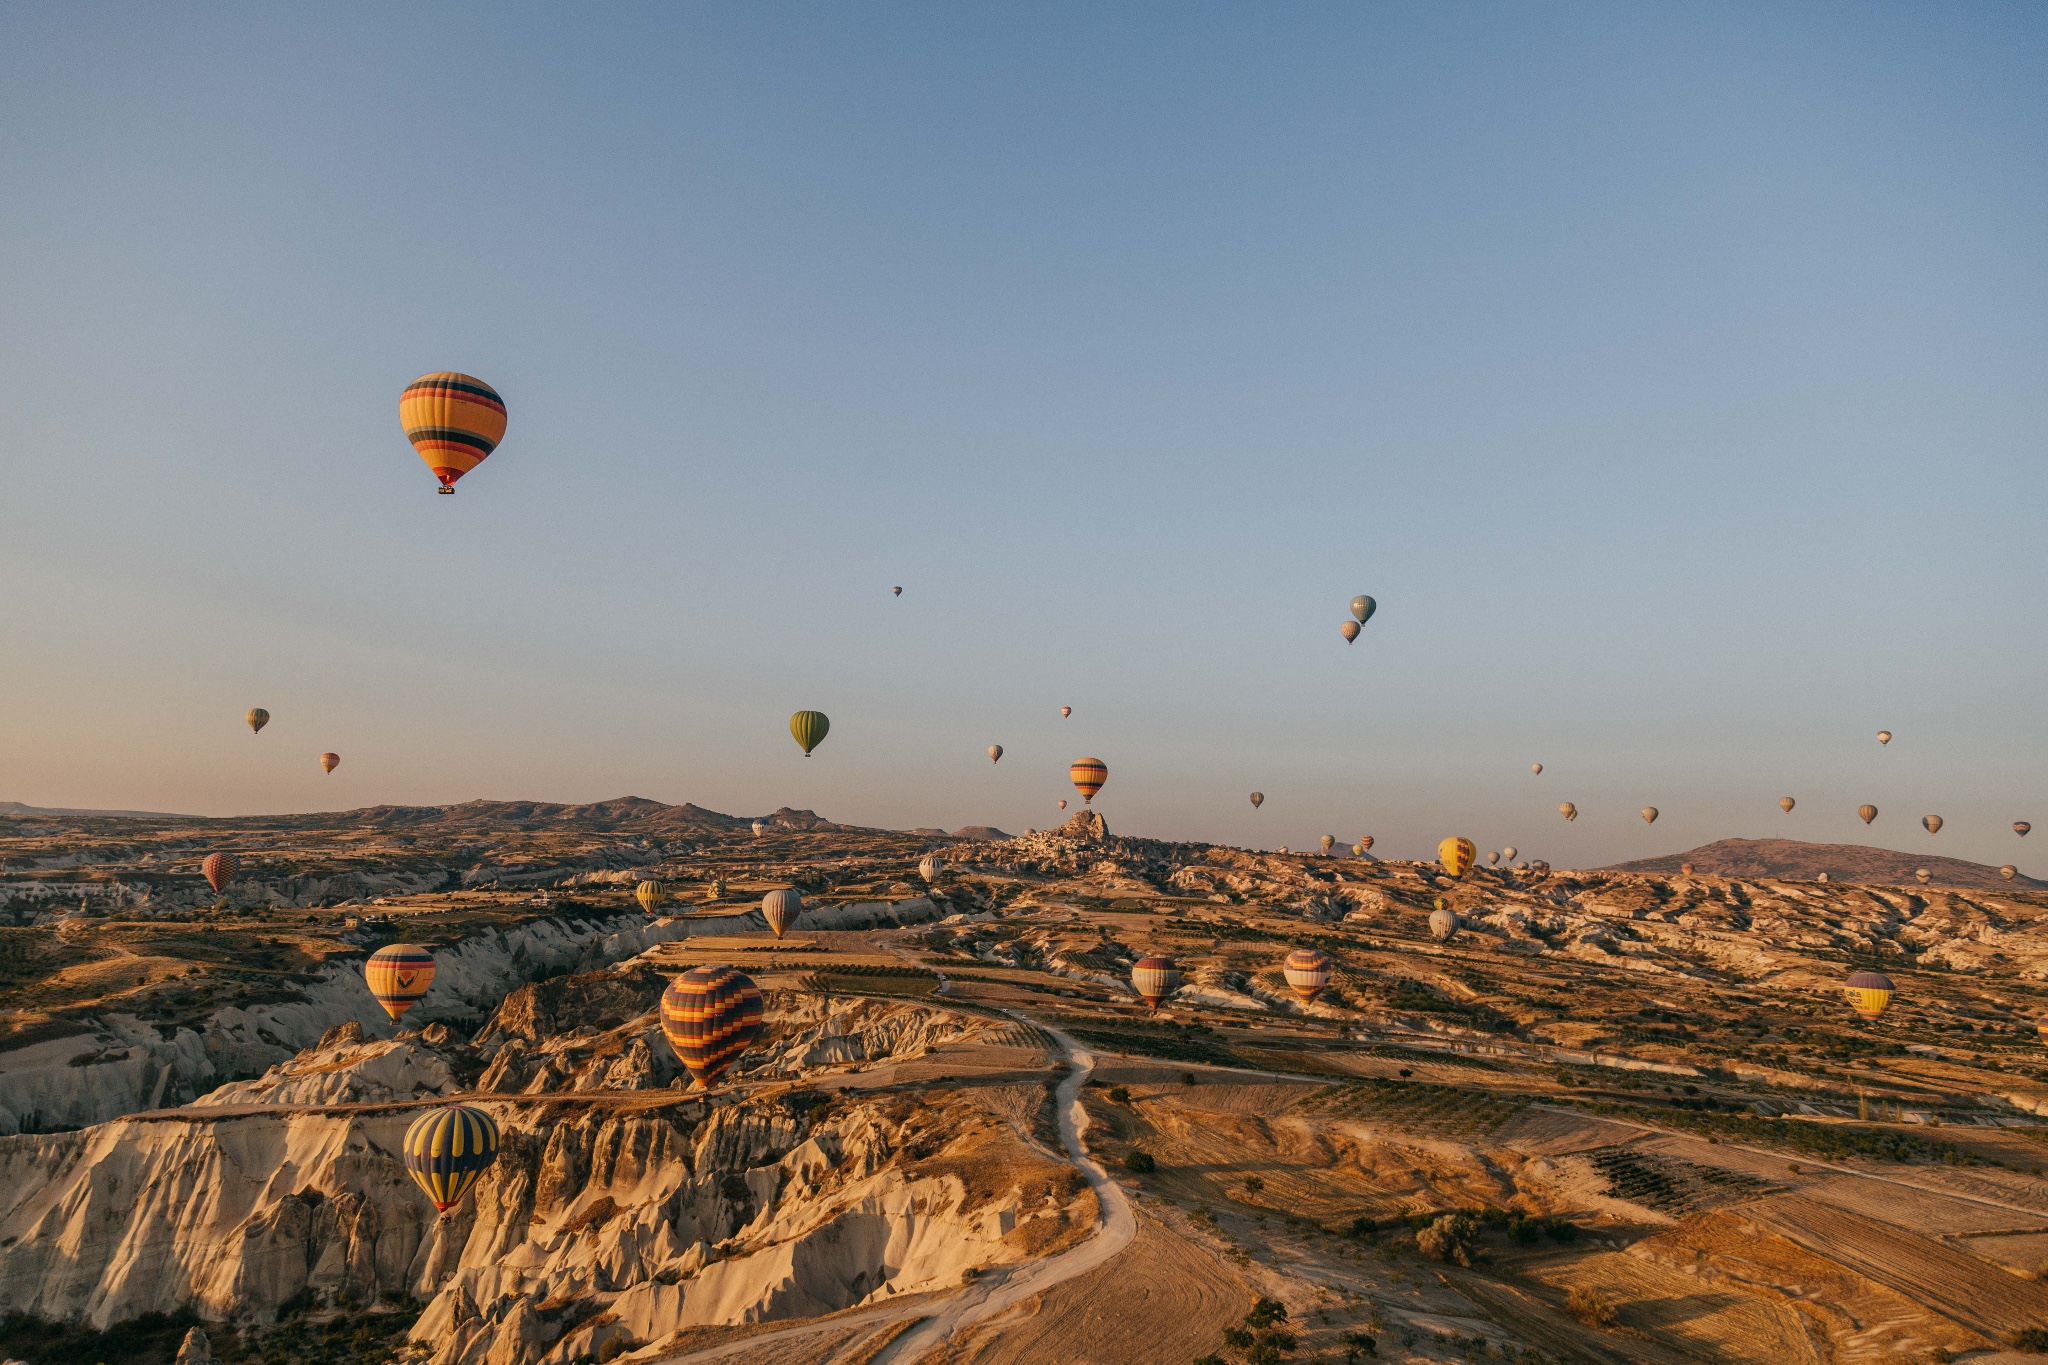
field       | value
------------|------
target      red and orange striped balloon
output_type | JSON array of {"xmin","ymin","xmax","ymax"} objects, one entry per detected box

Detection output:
[
  {"xmin": 201, "ymin": 852, "xmax": 240, "ymax": 894},
  {"xmin": 1130, "ymin": 955, "xmax": 1179, "ymax": 1010},
  {"xmin": 1070, "ymin": 757, "xmax": 1108, "ymax": 804},
  {"xmin": 400, "ymin": 372, "xmax": 506, "ymax": 493},
  {"xmin": 366, "ymin": 944, "xmax": 437, "ymax": 1024},
  {"xmin": 661, "ymin": 966, "xmax": 764, "ymax": 1089}
]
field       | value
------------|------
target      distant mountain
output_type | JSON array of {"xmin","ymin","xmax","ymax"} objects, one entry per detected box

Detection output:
[
  {"xmin": 949, "ymin": 826, "xmax": 1011, "ymax": 841},
  {"xmin": 1605, "ymin": 837, "xmax": 2040, "ymax": 890},
  {"xmin": 0, "ymin": 801, "xmax": 190, "ymax": 820}
]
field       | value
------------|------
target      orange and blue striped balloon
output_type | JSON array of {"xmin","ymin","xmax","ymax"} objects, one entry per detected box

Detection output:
[
  {"xmin": 400, "ymin": 372, "xmax": 506, "ymax": 493},
  {"xmin": 661, "ymin": 965, "xmax": 764, "ymax": 1088},
  {"xmin": 403, "ymin": 1104, "xmax": 500, "ymax": 1213},
  {"xmin": 1070, "ymin": 757, "xmax": 1108, "ymax": 804},
  {"xmin": 366, "ymin": 943, "xmax": 437, "ymax": 1023}
]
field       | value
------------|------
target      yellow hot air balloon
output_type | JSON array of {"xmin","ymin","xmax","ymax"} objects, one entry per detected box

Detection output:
[
  {"xmin": 403, "ymin": 1104, "xmax": 500, "ymax": 1214},
  {"xmin": 365, "ymin": 944, "xmax": 436, "ymax": 1024},
  {"xmin": 1070, "ymin": 758, "xmax": 1107, "ymax": 804},
  {"xmin": 401, "ymin": 373, "xmax": 506, "ymax": 494},
  {"xmin": 635, "ymin": 880, "xmax": 666, "ymax": 914},
  {"xmin": 1640, "ymin": 807, "xmax": 1658, "ymax": 825},
  {"xmin": 1559, "ymin": 803, "xmax": 1577, "ymax": 822},
  {"xmin": 320, "ymin": 752, "xmax": 340, "ymax": 774},
  {"xmin": 246, "ymin": 708, "xmax": 269, "ymax": 735},
  {"xmin": 1877, "ymin": 730, "xmax": 1892, "ymax": 746},
  {"xmin": 1844, "ymin": 971, "xmax": 1895, "ymax": 1023},
  {"xmin": 1320, "ymin": 835, "xmax": 1335, "ymax": 853},
  {"xmin": 789, "ymin": 710, "xmax": 830, "ymax": 756},
  {"xmin": 1438, "ymin": 836, "xmax": 1476, "ymax": 879},
  {"xmin": 1779, "ymin": 797, "xmax": 1795, "ymax": 813},
  {"xmin": 1922, "ymin": 815, "xmax": 1942, "ymax": 835},
  {"xmin": 1914, "ymin": 868, "xmax": 1931, "ymax": 884},
  {"xmin": 1858, "ymin": 804, "xmax": 1878, "ymax": 824}
]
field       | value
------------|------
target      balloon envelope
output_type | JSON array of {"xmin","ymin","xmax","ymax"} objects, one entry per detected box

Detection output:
[
  {"xmin": 1249, "ymin": 792, "xmax": 1264, "ymax": 809},
  {"xmin": 919, "ymin": 856, "xmax": 942, "ymax": 883},
  {"xmin": 1429, "ymin": 907, "xmax": 1459, "ymax": 942},
  {"xmin": 403, "ymin": 1104, "xmax": 499, "ymax": 1213},
  {"xmin": 1319, "ymin": 835, "xmax": 1335, "ymax": 852},
  {"xmin": 661, "ymin": 965, "xmax": 764, "ymax": 1088},
  {"xmin": 635, "ymin": 880, "xmax": 666, "ymax": 914},
  {"xmin": 246, "ymin": 708, "xmax": 269, "ymax": 735},
  {"xmin": 1057, "ymin": 799, "xmax": 1067, "ymax": 809},
  {"xmin": 751, "ymin": 820, "xmax": 766, "ymax": 837},
  {"xmin": 366, "ymin": 944, "xmax": 437, "ymax": 1023},
  {"xmin": 1350, "ymin": 595, "xmax": 1376, "ymax": 624},
  {"xmin": 1359, "ymin": 835, "xmax": 1374, "ymax": 851},
  {"xmin": 1437, "ymin": 836, "xmax": 1477, "ymax": 879},
  {"xmin": 1283, "ymin": 948, "xmax": 1332, "ymax": 1006},
  {"xmin": 1339, "ymin": 620, "xmax": 1360, "ymax": 643},
  {"xmin": 201, "ymin": 852, "xmax": 239, "ymax": 894},
  {"xmin": 1531, "ymin": 763, "xmax": 1542, "ymax": 775},
  {"xmin": 2003, "ymin": 865, "xmax": 2018, "ymax": 880},
  {"xmin": 1922, "ymin": 815, "xmax": 1942, "ymax": 835},
  {"xmin": 401, "ymin": 372, "xmax": 505, "ymax": 492},
  {"xmin": 1844, "ymin": 970, "xmax": 1895, "ymax": 1022},
  {"xmin": 988, "ymin": 745, "xmax": 1003, "ymax": 763},
  {"xmin": 1858, "ymin": 804, "xmax": 1878, "ymax": 825},
  {"xmin": 1060, "ymin": 706, "xmax": 1071, "ymax": 718},
  {"xmin": 1780, "ymin": 797, "xmax": 1795, "ymax": 813},
  {"xmin": 1914, "ymin": 869, "xmax": 1931, "ymax": 884},
  {"xmin": 761, "ymin": 888, "xmax": 802, "ymax": 939},
  {"xmin": 2018, "ymin": 823, "xmax": 2032, "ymax": 837},
  {"xmin": 1070, "ymin": 758, "xmax": 1107, "ymax": 804},
  {"xmin": 789, "ymin": 711, "xmax": 830, "ymax": 756},
  {"xmin": 892, "ymin": 586, "xmax": 902, "ymax": 596},
  {"xmin": 1641, "ymin": 807, "xmax": 1658, "ymax": 825},
  {"xmin": 1877, "ymin": 730, "xmax": 1892, "ymax": 745},
  {"xmin": 319, "ymin": 752, "xmax": 340, "ymax": 774},
  {"xmin": 1130, "ymin": 956, "xmax": 1179, "ymax": 1010},
  {"xmin": 1559, "ymin": 803, "xmax": 1577, "ymax": 822}
]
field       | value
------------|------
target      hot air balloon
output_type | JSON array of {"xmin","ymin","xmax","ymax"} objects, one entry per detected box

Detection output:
[
  {"xmin": 320, "ymin": 752, "xmax": 340, "ymax": 774},
  {"xmin": 1531, "ymin": 763, "xmax": 1542, "ymax": 775},
  {"xmin": 1340, "ymin": 620, "xmax": 1361, "ymax": 644},
  {"xmin": 1061, "ymin": 706, "xmax": 1072, "ymax": 718},
  {"xmin": 1438, "ymin": 836, "xmax": 1476, "ymax": 879},
  {"xmin": 635, "ymin": 880, "xmax": 667, "ymax": 914},
  {"xmin": 1858, "ymin": 805, "xmax": 1878, "ymax": 825},
  {"xmin": 1559, "ymin": 803, "xmax": 1578, "ymax": 822},
  {"xmin": 1249, "ymin": 792, "xmax": 1264, "ymax": 809},
  {"xmin": 1320, "ymin": 835, "xmax": 1335, "ymax": 853},
  {"xmin": 1680, "ymin": 863, "xmax": 1695, "ymax": 875},
  {"xmin": 1922, "ymin": 815, "xmax": 1942, "ymax": 835},
  {"xmin": 403, "ymin": 1104, "xmax": 500, "ymax": 1213},
  {"xmin": 1359, "ymin": 835, "xmax": 1374, "ymax": 852},
  {"xmin": 1877, "ymin": 730, "xmax": 1891, "ymax": 745},
  {"xmin": 246, "ymin": 708, "xmax": 269, "ymax": 736},
  {"xmin": 1500, "ymin": 845, "xmax": 1516, "ymax": 861},
  {"xmin": 751, "ymin": 820, "xmax": 766, "ymax": 837},
  {"xmin": 366, "ymin": 944, "xmax": 437, "ymax": 1024},
  {"xmin": 790, "ymin": 711, "xmax": 830, "ymax": 757},
  {"xmin": 1844, "ymin": 971, "xmax": 1895, "ymax": 1022},
  {"xmin": 1070, "ymin": 758, "xmax": 1107, "ymax": 804},
  {"xmin": 708, "ymin": 879, "xmax": 726, "ymax": 901},
  {"xmin": 661, "ymin": 965, "xmax": 764, "ymax": 1088},
  {"xmin": 2004, "ymin": 866, "xmax": 2019, "ymax": 881},
  {"xmin": 761, "ymin": 888, "xmax": 802, "ymax": 939},
  {"xmin": 1429, "ymin": 906, "xmax": 1459, "ymax": 942},
  {"xmin": 201, "ymin": 852, "xmax": 239, "ymax": 894},
  {"xmin": 1779, "ymin": 797, "xmax": 1796, "ymax": 813},
  {"xmin": 1130, "ymin": 956, "xmax": 1179, "ymax": 1011},
  {"xmin": 1914, "ymin": 869, "xmax": 1931, "ymax": 884},
  {"xmin": 919, "ymin": 856, "xmax": 942, "ymax": 883},
  {"xmin": 1057, "ymin": 799, "xmax": 1067, "ymax": 809},
  {"xmin": 1350, "ymin": 596, "xmax": 1377, "ymax": 625},
  {"xmin": 1641, "ymin": 807, "xmax": 1658, "ymax": 825},
  {"xmin": 1487, "ymin": 851, "xmax": 1500, "ymax": 866},
  {"xmin": 1282, "ymin": 948, "xmax": 1332, "ymax": 1006},
  {"xmin": 401, "ymin": 372, "xmax": 506, "ymax": 494},
  {"xmin": 893, "ymin": 586, "xmax": 902, "ymax": 596},
  {"xmin": 1351, "ymin": 844, "xmax": 1365, "ymax": 856},
  {"xmin": 988, "ymin": 745, "xmax": 1003, "ymax": 763},
  {"xmin": 1816, "ymin": 872, "xmax": 1830, "ymax": 883},
  {"xmin": 2018, "ymin": 823, "xmax": 2033, "ymax": 837}
]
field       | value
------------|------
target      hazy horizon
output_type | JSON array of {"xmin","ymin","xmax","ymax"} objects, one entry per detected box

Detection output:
[{"xmin": 3, "ymin": 4, "xmax": 2042, "ymax": 871}]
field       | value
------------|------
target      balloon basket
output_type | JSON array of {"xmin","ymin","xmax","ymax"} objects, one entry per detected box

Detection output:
[{"xmin": 437, "ymin": 487, "xmax": 454, "ymax": 495}]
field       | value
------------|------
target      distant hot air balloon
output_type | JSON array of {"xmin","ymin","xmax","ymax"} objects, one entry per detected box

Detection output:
[
  {"xmin": 790, "ymin": 711, "xmax": 830, "ymax": 757},
  {"xmin": 1559, "ymin": 803, "xmax": 1578, "ymax": 822},
  {"xmin": 761, "ymin": 888, "xmax": 802, "ymax": 939},
  {"xmin": 246, "ymin": 708, "xmax": 269, "ymax": 736},
  {"xmin": 1858, "ymin": 805, "xmax": 1878, "ymax": 825},
  {"xmin": 1844, "ymin": 971, "xmax": 1895, "ymax": 1022},
  {"xmin": 1351, "ymin": 844, "xmax": 1365, "ymax": 856},
  {"xmin": 1350, "ymin": 595, "xmax": 1377, "ymax": 625},
  {"xmin": 1779, "ymin": 797, "xmax": 1796, "ymax": 813},
  {"xmin": 201, "ymin": 852, "xmax": 239, "ymax": 894},
  {"xmin": 635, "ymin": 880, "xmax": 667, "ymax": 914},
  {"xmin": 1914, "ymin": 868, "xmax": 1931, "ymax": 884},
  {"xmin": 1438, "ymin": 836, "xmax": 1476, "ymax": 879},
  {"xmin": 708, "ymin": 879, "xmax": 726, "ymax": 901},
  {"xmin": 1500, "ymin": 845, "xmax": 1516, "ymax": 861},
  {"xmin": 893, "ymin": 586, "xmax": 902, "ymax": 596},
  {"xmin": 1320, "ymin": 835, "xmax": 1335, "ymax": 853},
  {"xmin": 751, "ymin": 819, "xmax": 766, "ymax": 837},
  {"xmin": 1488, "ymin": 851, "xmax": 1500, "ymax": 866},
  {"xmin": 1429, "ymin": 905, "xmax": 1459, "ymax": 942},
  {"xmin": 1877, "ymin": 731, "xmax": 1891, "ymax": 745},
  {"xmin": 2003, "ymin": 865, "xmax": 2019, "ymax": 881},
  {"xmin": 661, "ymin": 965, "xmax": 764, "ymax": 1088},
  {"xmin": 1070, "ymin": 758, "xmax": 1107, "ymax": 804},
  {"xmin": 1058, "ymin": 799, "xmax": 1067, "ymax": 809},
  {"xmin": 2018, "ymin": 823, "xmax": 2033, "ymax": 837},
  {"xmin": 1130, "ymin": 956, "xmax": 1179, "ymax": 1011},
  {"xmin": 1680, "ymin": 863, "xmax": 1695, "ymax": 876},
  {"xmin": 1641, "ymin": 807, "xmax": 1658, "ymax": 825},
  {"xmin": 366, "ymin": 944, "xmax": 437, "ymax": 1023},
  {"xmin": 1816, "ymin": 872, "xmax": 1830, "ymax": 883},
  {"xmin": 1282, "ymin": 948, "xmax": 1332, "ymax": 1006},
  {"xmin": 320, "ymin": 752, "xmax": 340, "ymax": 774},
  {"xmin": 401, "ymin": 372, "xmax": 505, "ymax": 494},
  {"xmin": 1359, "ymin": 835, "xmax": 1374, "ymax": 852},
  {"xmin": 1061, "ymin": 706, "xmax": 1072, "ymax": 718},
  {"xmin": 1531, "ymin": 763, "xmax": 1542, "ymax": 775},
  {"xmin": 1249, "ymin": 792, "xmax": 1264, "ymax": 809},
  {"xmin": 919, "ymin": 856, "xmax": 942, "ymax": 884},
  {"xmin": 988, "ymin": 745, "xmax": 1003, "ymax": 763},
  {"xmin": 1340, "ymin": 620, "xmax": 1361, "ymax": 644},
  {"xmin": 1922, "ymin": 815, "xmax": 1942, "ymax": 835},
  {"xmin": 403, "ymin": 1104, "xmax": 499, "ymax": 1214}
]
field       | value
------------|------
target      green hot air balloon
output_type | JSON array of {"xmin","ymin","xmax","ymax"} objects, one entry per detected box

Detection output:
[
  {"xmin": 1350, "ymin": 595, "xmax": 1376, "ymax": 624},
  {"xmin": 789, "ymin": 711, "xmax": 830, "ymax": 757}
]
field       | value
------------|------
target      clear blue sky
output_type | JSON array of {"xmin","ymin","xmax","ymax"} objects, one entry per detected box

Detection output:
[{"xmin": 2, "ymin": 3, "xmax": 2042, "ymax": 871}]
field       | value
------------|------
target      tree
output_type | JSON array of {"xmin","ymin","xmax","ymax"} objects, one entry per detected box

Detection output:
[
  {"xmin": 1123, "ymin": 1150, "xmax": 1156, "ymax": 1173},
  {"xmin": 1417, "ymin": 1213, "xmax": 1478, "ymax": 1267},
  {"xmin": 1567, "ymin": 1285, "xmax": 1617, "ymax": 1328},
  {"xmin": 1339, "ymin": 1331, "xmax": 1378, "ymax": 1360}
]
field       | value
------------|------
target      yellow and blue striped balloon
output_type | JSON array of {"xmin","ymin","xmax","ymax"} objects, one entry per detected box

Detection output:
[
  {"xmin": 403, "ymin": 1104, "xmax": 500, "ymax": 1213},
  {"xmin": 366, "ymin": 944, "xmax": 437, "ymax": 1024},
  {"xmin": 400, "ymin": 372, "xmax": 506, "ymax": 493},
  {"xmin": 661, "ymin": 965, "xmax": 764, "ymax": 1088}
]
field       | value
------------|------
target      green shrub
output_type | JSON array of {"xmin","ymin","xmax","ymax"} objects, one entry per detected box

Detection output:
[
  {"xmin": 1123, "ymin": 1149, "xmax": 1156, "ymax": 1173},
  {"xmin": 1107, "ymin": 1085, "xmax": 1131, "ymax": 1104},
  {"xmin": 2009, "ymin": 1327, "xmax": 2048, "ymax": 1350},
  {"xmin": 1545, "ymin": 1217, "xmax": 1579, "ymax": 1242}
]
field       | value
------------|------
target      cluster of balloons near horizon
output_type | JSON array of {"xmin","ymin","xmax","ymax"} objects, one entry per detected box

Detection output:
[{"xmin": 241, "ymin": 707, "xmax": 342, "ymax": 774}]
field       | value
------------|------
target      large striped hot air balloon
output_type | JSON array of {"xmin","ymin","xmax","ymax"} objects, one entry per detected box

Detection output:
[
  {"xmin": 1070, "ymin": 758, "xmax": 1108, "ymax": 804},
  {"xmin": 365, "ymin": 944, "xmax": 437, "ymax": 1024},
  {"xmin": 761, "ymin": 888, "xmax": 801, "ymax": 939},
  {"xmin": 1130, "ymin": 956, "xmax": 1179, "ymax": 1011},
  {"xmin": 661, "ymin": 966, "xmax": 764, "ymax": 1088},
  {"xmin": 201, "ymin": 852, "xmax": 240, "ymax": 894},
  {"xmin": 1437, "ymin": 836, "xmax": 1477, "ymax": 879},
  {"xmin": 919, "ymin": 856, "xmax": 942, "ymax": 884},
  {"xmin": 1282, "ymin": 948, "xmax": 1332, "ymax": 1006},
  {"xmin": 1844, "ymin": 971, "xmax": 1895, "ymax": 1023},
  {"xmin": 790, "ymin": 711, "xmax": 830, "ymax": 757},
  {"xmin": 401, "ymin": 372, "xmax": 506, "ymax": 494},
  {"xmin": 246, "ymin": 708, "xmax": 269, "ymax": 735},
  {"xmin": 635, "ymin": 880, "xmax": 667, "ymax": 914},
  {"xmin": 403, "ymin": 1104, "xmax": 500, "ymax": 1214}
]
